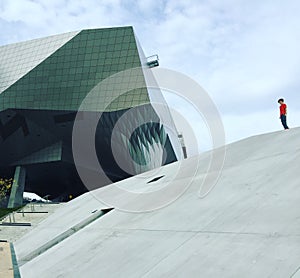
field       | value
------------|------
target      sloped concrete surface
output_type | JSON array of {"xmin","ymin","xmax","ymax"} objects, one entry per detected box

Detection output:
[{"xmin": 15, "ymin": 128, "xmax": 300, "ymax": 277}]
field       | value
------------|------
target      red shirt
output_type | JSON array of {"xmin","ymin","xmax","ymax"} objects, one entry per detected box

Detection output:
[{"xmin": 280, "ymin": 103, "xmax": 287, "ymax": 115}]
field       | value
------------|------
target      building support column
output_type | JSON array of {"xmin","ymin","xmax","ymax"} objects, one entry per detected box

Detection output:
[{"xmin": 7, "ymin": 166, "xmax": 26, "ymax": 208}]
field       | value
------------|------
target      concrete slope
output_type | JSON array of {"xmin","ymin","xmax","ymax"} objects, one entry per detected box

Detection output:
[{"xmin": 15, "ymin": 127, "xmax": 300, "ymax": 278}]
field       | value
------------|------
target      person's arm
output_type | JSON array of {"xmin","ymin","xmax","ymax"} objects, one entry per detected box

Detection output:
[{"xmin": 285, "ymin": 104, "xmax": 287, "ymax": 115}]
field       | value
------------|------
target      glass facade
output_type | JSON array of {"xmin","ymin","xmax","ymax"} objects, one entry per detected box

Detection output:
[
  {"xmin": 0, "ymin": 27, "xmax": 149, "ymax": 112},
  {"xmin": 0, "ymin": 27, "xmax": 179, "ymax": 201}
]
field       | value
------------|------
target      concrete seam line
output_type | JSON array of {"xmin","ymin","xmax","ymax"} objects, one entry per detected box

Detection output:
[
  {"xmin": 140, "ymin": 232, "xmax": 198, "ymax": 278},
  {"xmin": 290, "ymin": 265, "xmax": 300, "ymax": 278},
  {"xmin": 18, "ymin": 208, "xmax": 113, "ymax": 266}
]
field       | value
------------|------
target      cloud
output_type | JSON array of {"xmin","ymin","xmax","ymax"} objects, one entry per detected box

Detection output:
[
  {"xmin": 0, "ymin": 0, "xmax": 127, "ymax": 42},
  {"xmin": 140, "ymin": 1, "xmax": 300, "ymax": 105}
]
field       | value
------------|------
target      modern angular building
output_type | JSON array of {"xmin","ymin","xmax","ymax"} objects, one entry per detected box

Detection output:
[{"xmin": 0, "ymin": 27, "xmax": 181, "ymax": 205}]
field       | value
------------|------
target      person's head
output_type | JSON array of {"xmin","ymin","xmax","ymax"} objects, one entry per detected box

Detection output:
[{"xmin": 278, "ymin": 98, "xmax": 284, "ymax": 104}]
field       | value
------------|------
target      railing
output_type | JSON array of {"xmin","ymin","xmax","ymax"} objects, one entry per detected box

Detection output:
[{"xmin": 146, "ymin": 54, "xmax": 159, "ymax": 68}]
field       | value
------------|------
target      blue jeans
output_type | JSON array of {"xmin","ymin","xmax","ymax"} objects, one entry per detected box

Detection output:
[{"xmin": 280, "ymin": 114, "xmax": 289, "ymax": 129}]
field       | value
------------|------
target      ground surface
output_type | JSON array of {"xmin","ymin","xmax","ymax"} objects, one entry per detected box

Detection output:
[
  {"xmin": 0, "ymin": 203, "xmax": 63, "ymax": 242},
  {"xmin": 0, "ymin": 242, "xmax": 14, "ymax": 278}
]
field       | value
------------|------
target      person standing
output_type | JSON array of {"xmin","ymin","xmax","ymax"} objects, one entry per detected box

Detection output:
[{"xmin": 278, "ymin": 98, "xmax": 289, "ymax": 130}]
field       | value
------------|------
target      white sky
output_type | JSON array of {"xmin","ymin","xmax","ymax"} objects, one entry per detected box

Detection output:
[{"xmin": 0, "ymin": 0, "xmax": 300, "ymax": 155}]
